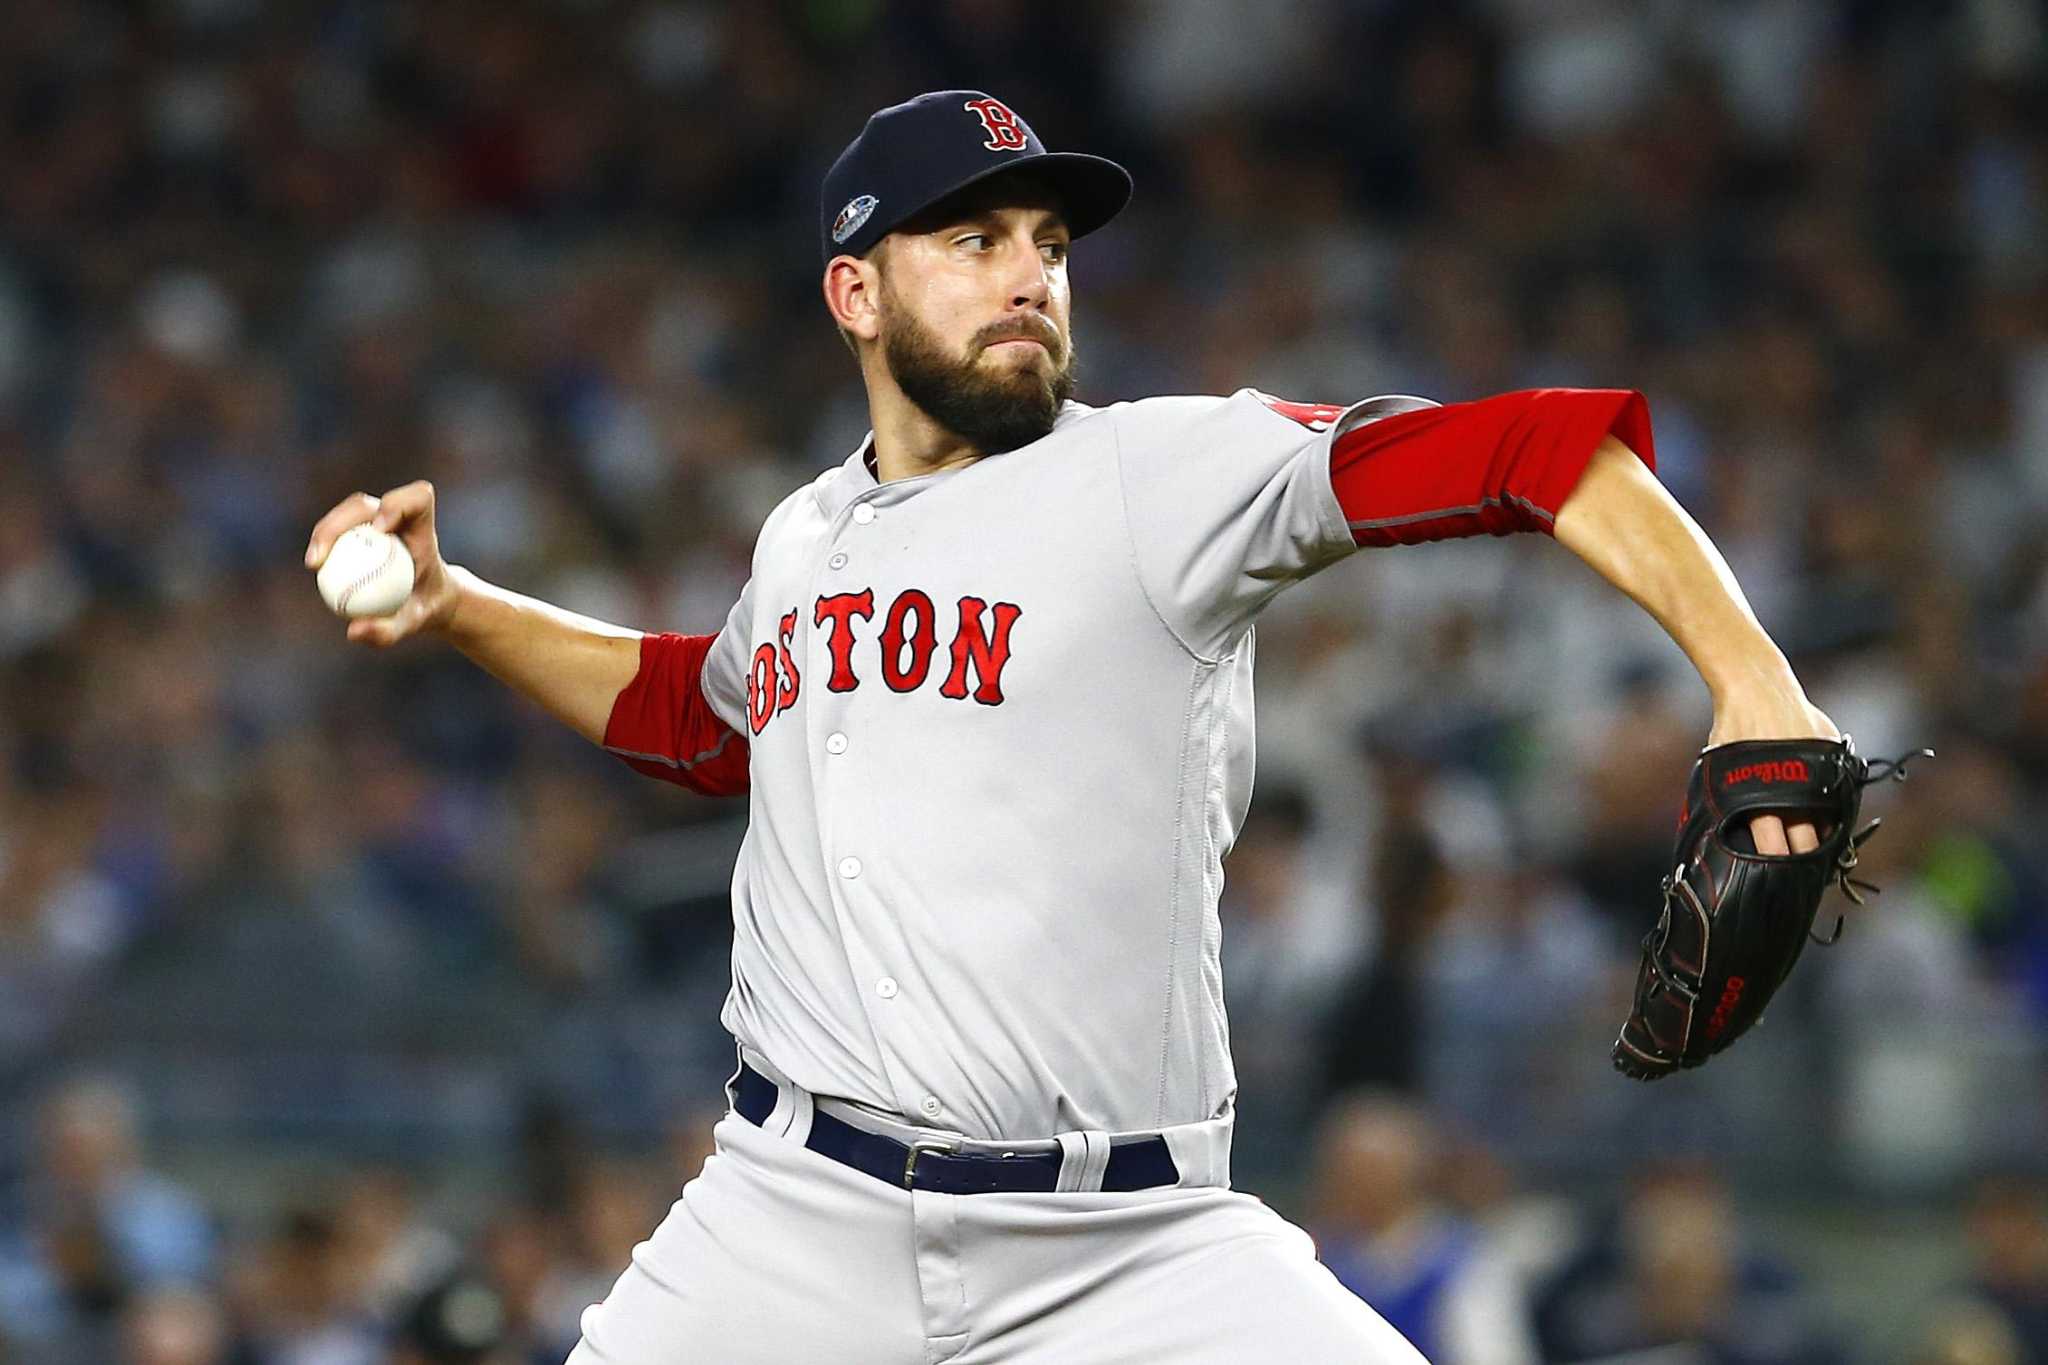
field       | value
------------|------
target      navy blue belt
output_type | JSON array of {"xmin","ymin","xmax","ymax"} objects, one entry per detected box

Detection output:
[{"xmin": 733, "ymin": 1063, "xmax": 1180, "ymax": 1195}]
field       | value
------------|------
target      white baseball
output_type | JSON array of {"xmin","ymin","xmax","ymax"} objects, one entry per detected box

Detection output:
[{"xmin": 315, "ymin": 525, "xmax": 415, "ymax": 618}]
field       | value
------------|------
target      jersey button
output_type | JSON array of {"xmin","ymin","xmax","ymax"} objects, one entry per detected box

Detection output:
[
  {"xmin": 825, "ymin": 732, "xmax": 848, "ymax": 755},
  {"xmin": 852, "ymin": 503, "xmax": 876, "ymax": 525},
  {"xmin": 838, "ymin": 856, "xmax": 862, "ymax": 879},
  {"xmin": 828, "ymin": 552, "xmax": 848, "ymax": 570},
  {"xmin": 919, "ymin": 1096, "xmax": 942, "ymax": 1119},
  {"xmin": 875, "ymin": 977, "xmax": 898, "ymax": 999}
]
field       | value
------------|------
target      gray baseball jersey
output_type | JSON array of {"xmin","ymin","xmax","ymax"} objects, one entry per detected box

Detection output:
[
  {"xmin": 581, "ymin": 380, "xmax": 1648, "ymax": 1363},
  {"xmin": 677, "ymin": 389, "xmax": 1429, "ymax": 1141}
]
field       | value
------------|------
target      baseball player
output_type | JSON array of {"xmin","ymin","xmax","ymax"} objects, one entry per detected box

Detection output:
[{"xmin": 306, "ymin": 91, "xmax": 1838, "ymax": 1363}]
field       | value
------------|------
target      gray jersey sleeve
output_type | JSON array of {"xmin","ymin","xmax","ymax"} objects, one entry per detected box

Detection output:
[
  {"xmin": 699, "ymin": 576, "xmax": 757, "ymax": 735},
  {"xmin": 1113, "ymin": 389, "xmax": 1431, "ymax": 659}
]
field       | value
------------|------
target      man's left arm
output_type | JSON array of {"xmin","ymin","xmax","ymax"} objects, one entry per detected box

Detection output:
[
  {"xmin": 1325, "ymin": 387, "xmax": 1836, "ymax": 854},
  {"xmin": 1550, "ymin": 436, "xmax": 1836, "ymax": 853}
]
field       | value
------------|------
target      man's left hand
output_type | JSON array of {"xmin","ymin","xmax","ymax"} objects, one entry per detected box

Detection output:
[{"xmin": 1706, "ymin": 684, "xmax": 1842, "ymax": 856}]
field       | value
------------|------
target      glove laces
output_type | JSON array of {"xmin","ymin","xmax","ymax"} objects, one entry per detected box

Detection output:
[{"xmin": 1812, "ymin": 746, "xmax": 1935, "ymax": 944}]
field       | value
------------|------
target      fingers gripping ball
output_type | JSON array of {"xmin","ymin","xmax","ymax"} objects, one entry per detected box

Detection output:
[
  {"xmin": 1611, "ymin": 736, "xmax": 1932, "ymax": 1080},
  {"xmin": 315, "ymin": 525, "xmax": 415, "ymax": 618}
]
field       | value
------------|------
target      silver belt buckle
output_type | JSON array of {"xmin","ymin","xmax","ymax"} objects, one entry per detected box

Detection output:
[{"xmin": 902, "ymin": 1136, "xmax": 960, "ymax": 1189}]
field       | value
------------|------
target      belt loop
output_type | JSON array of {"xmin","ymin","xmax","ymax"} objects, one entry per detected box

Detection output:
[
  {"xmin": 783, "ymin": 1085, "xmax": 815, "ymax": 1146},
  {"xmin": 1056, "ymin": 1131, "xmax": 1112, "ymax": 1192},
  {"xmin": 1159, "ymin": 1114, "xmax": 1232, "ymax": 1189},
  {"xmin": 1054, "ymin": 1132, "xmax": 1085, "ymax": 1191}
]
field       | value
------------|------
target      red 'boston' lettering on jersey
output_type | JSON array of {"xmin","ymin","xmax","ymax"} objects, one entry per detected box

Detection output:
[
  {"xmin": 815, "ymin": 590, "xmax": 876, "ymax": 692},
  {"xmin": 746, "ymin": 642, "xmax": 778, "ymax": 735},
  {"xmin": 744, "ymin": 588, "xmax": 1023, "ymax": 733},
  {"xmin": 940, "ymin": 597, "xmax": 1024, "ymax": 706},
  {"xmin": 775, "ymin": 610, "xmax": 802, "ymax": 710},
  {"xmin": 1252, "ymin": 391, "xmax": 1347, "ymax": 432},
  {"xmin": 880, "ymin": 589, "xmax": 939, "ymax": 693}
]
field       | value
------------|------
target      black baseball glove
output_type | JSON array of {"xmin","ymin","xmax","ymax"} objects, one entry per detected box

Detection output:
[{"xmin": 1612, "ymin": 735, "xmax": 1931, "ymax": 1080}]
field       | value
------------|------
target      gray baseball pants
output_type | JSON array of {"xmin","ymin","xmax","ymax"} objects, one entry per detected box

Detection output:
[{"xmin": 565, "ymin": 1078, "xmax": 1425, "ymax": 1363}]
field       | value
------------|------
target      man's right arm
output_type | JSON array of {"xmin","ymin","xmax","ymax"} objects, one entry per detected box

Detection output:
[
  {"xmin": 440, "ymin": 567, "xmax": 645, "ymax": 746},
  {"xmin": 309, "ymin": 482, "xmax": 751, "ymax": 796},
  {"xmin": 306, "ymin": 481, "xmax": 644, "ymax": 745}
]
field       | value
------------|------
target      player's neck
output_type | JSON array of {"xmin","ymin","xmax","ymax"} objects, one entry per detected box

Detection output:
[{"xmin": 865, "ymin": 385, "xmax": 988, "ymax": 483}]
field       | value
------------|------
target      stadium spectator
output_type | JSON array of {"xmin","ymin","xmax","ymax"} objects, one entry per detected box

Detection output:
[
  {"xmin": 229, "ymin": 1203, "xmax": 384, "ymax": 1365},
  {"xmin": 332, "ymin": 1169, "xmax": 462, "ymax": 1333},
  {"xmin": 1533, "ymin": 1161, "xmax": 1848, "ymax": 1365},
  {"xmin": 1956, "ymin": 1172, "xmax": 2048, "ymax": 1364},
  {"xmin": 1319, "ymin": 823, "xmax": 1454, "ymax": 1097},
  {"xmin": 119, "ymin": 1287, "xmax": 230, "ymax": 1365},
  {"xmin": 1307, "ymin": 1091, "xmax": 1539, "ymax": 1365},
  {"xmin": 0, "ymin": 1077, "xmax": 214, "ymax": 1358}
]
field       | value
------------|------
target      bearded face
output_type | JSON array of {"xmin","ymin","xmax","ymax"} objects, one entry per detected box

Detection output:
[{"xmin": 878, "ymin": 273, "xmax": 1077, "ymax": 455}]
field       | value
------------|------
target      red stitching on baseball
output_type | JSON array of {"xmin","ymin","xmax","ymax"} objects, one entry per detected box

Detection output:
[{"xmin": 335, "ymin": 535, "xmax": 400, "ymax": 614}]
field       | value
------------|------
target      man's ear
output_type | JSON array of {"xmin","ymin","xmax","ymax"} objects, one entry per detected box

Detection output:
[{"xmin": 823, "ymin": 253, "xmax": 883, "ymax": 344}]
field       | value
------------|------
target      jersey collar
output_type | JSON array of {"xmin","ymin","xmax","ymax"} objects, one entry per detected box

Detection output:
[
  {"xmin": 813, "ymin": 435, "xmax": 880, "ymax": 524},
  {"xmin": 814, "ymin": 402, "xmax": 1097, "ymax": 521}
]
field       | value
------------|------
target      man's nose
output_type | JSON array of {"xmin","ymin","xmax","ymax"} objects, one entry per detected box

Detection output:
[{"xmin": 1006, "ymin": 246, "xmax": 1051, "ymax": 311}]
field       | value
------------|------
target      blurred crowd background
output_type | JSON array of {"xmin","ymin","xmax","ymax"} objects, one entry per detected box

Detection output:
[{"xmin": 4, "ymin": 0, "xmax": 2048, "ymax": 1361}]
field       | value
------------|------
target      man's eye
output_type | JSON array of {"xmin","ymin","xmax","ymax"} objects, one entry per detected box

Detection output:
[
  {"xmin": 1040, "ymin": 242, "xmax": 1068, "ymax": 262},
  {"xmin": 956, "ymin": 234, "xmax": 989, "ymax": 250}
]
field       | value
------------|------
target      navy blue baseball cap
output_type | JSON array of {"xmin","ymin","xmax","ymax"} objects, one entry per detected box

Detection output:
[{"xmin": 820, "ymin": 91, "xmax": 1132, "ymax": 263}]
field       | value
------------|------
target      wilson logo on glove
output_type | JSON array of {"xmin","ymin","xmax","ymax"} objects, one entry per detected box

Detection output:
[{"xmin": 1720, "ymin": 759, "xmax": 1811, "ymax": 787}]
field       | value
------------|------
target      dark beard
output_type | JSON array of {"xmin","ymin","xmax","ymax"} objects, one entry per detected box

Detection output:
[{"xmin": 883, "ymin": 306, "xmax": 1077, "ymax": 455}]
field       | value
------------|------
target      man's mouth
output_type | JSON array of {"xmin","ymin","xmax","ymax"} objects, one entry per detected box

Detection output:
[{"xmin": 977, "ymin": 315, "xmax": 1060, "ymax": 356}]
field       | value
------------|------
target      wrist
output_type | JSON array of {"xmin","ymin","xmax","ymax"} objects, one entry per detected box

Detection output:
[
  {"xmin": 437, "ymin": 564, "xmax": 487, "ymax": 644},
  {"xmin": 1696, "ymin": 622, "xmax": 1797, "ymax": 705},
  {"xmin": 1705, "ymin": 661, "xmax": 1838, "ymax": 747}
]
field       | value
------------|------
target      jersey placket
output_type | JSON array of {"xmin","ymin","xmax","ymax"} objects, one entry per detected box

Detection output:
[{"xmin": 807, "ymin": 487, "xmax": 941, "ymax": 1128}]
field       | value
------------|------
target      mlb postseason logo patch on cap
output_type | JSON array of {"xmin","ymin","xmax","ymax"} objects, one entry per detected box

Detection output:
[{"xmin": 832, "ymin": 195, "xmax": 879, "ymax": 246}]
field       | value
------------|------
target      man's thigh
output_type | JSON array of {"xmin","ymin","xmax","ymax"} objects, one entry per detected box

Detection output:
[
  {"xmin": 566, "ymin": 1115, "xmax": 927, "ymax": 1365},
  {"xmin": 952, "ymin": 1187, "xmax": 1427, "ymax": 1365}
]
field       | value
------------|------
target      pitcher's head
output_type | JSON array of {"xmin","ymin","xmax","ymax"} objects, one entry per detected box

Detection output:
[{"xmin": 820, "ymin": 92, "xmax": 1130, "ymax": 452}]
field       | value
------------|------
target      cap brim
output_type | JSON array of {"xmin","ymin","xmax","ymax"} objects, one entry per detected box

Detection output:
[
  {"xmin": 985, "ymin": 152, "xmax": 1134, "ymax": 241},
  {"xmin": 869, "ymin": 152, "xmax": 1134, "ymax": 252}
]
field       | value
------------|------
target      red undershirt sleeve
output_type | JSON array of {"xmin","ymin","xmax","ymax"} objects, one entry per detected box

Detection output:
[
  {"xmin": 1329, "ymin": 388, "xmax": 1655, "ymax": 546},
  {"xmin": 601, "ymin": 632, "xmax": 751, "ymax": 797}
]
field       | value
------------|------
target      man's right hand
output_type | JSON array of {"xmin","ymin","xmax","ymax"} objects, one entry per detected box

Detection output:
[{"xmin": 305, "ymin": 481, "xmax": 460, "ymax": 647}]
